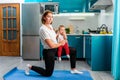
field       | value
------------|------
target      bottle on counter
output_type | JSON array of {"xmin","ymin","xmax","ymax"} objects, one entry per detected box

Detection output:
[
  {"xmin": 82, "ymin": 30, "xmax": 84, "ymax": 34},
  {"xmin": 68, "ymin": 24, "xmax": 74, "ymax": 34}
]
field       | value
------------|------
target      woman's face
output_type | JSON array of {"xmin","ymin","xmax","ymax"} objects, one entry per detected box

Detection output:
[{"xmin": 44, "ymin": 13, "xmax": 53, "ymax": 24}]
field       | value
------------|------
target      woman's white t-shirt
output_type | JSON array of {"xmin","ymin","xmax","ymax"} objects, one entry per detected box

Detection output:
[{"xmin": 39, "ymin": 25, "xmax": 57, "ymax": 49}]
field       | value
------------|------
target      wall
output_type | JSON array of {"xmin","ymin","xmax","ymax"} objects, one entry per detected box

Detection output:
[
  {"xmin": 52, "ymin": 15, "xmax": 99, "ymax": 34},
  {"xmin": 105, "ymin": 6, "xmax": 114, "ymax": 30},
  {"xmin": 98, "ymin": 0, "xmax": 114, "ymax": 32}
]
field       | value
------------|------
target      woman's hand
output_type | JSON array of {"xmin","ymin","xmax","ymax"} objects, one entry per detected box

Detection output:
[
  {"xmin": 59, "ymin": 40, "xmax": 66, "ymax": 46},
  {"xmin": 45, "ymin": 39, "xmax": 65, "ymax": 48}
]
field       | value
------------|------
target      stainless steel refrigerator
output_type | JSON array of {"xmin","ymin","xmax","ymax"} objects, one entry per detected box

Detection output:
[{"xmin": 22, "ymin": 3, "xmax": 41, "ymax": 60}]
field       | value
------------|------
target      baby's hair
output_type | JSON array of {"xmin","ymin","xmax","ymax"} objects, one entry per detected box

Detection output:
[{"xmin": 58, "ymin": 25, "xmax": 65, "ymax": 30}]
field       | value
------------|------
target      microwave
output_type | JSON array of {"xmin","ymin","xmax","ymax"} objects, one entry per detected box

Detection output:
[{"xmin": 40, "ymin": 2, "xmax": 59, "ymax": 14}]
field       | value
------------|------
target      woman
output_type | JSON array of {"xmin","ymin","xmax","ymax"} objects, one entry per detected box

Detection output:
[{"xmin": 25, "ymin": 10, "xmax": 83, "ymax": 77}]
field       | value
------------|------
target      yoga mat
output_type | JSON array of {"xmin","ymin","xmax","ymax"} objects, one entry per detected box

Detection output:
[{"xmin": 3, "ymin": 67, "xmax": 93, "ymax": 80}]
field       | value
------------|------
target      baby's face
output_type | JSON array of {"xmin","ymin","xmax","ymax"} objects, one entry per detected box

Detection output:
[{"xmin": 59, "ymin": 27, "xmax": 65, "ymax": 34}]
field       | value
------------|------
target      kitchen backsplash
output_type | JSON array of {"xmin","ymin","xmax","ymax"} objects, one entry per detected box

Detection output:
[
  {"xmin": 98, "ymin": 7, "xmax": 113, "ymax": 32},
  {"xmin": 52, "ymin": 15, "xmax": 99, "ymax": 34}
]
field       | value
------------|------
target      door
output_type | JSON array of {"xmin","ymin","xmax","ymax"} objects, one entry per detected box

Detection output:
[{"xmin": 0, "ymin": 4, "xmax": 20, "ymax": 56}]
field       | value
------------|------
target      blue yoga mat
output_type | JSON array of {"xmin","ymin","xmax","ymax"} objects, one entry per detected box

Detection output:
[{"xmin": 3, "ymin": 67, "xmax": 93, "ymax": 80}]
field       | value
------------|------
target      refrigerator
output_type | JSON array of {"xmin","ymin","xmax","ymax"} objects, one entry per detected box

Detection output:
[{"xmin": 22, "ymin": 3, "xmax": 41, "ymax": 60}]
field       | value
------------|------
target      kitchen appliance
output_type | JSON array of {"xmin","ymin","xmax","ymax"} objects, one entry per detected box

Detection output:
[
  {"xmin": 88, "ymin": 24, "xmax": 109, "ymax": 34},
  {"xmin": 22, "ymin": 3, "xmax": 40, "ymax": 60},
  {"xmin": 40, "ymin": 2, "xmax": 59, "ymax": 14},
  {"xmin": 88, "ymin": 28, "xmax": 100, "ymax": 34},
  {"xmin": 90, "ymin": 0, "xmax": 113, "ymax": 10},
  {"xmin": 98, "ymin": 24, "xmax": 109, "ymax": 34}
]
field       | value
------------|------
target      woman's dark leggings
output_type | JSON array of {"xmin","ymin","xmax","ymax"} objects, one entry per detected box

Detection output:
[{"xmin": 31, "ymin": 47, "xmax": 76, "ymax": 77}]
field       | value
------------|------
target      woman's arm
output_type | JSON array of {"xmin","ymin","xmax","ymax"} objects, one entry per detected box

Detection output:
[{"xmin": 45, "ymin": 39, "xmax": 65, "ymax": 48}]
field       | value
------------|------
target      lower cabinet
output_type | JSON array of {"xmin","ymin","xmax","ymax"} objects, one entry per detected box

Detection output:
[
  {"xmin": 67, "ymin": 35, "xmax": 83, "ymax": 59},
  {"xmin": 85, "ymin": 36, "xmax": 91, "ymax": 65},
  {"xmin": 105, "ymin": 36, "xmax": 112, "ymax": 70},
  {"xmin": 85, "ymin": 35, "xmax": 112, "ymax": 71},
  {"xmin": 40, "ymin": 41, "xmax": 43, "ymax": 59}
]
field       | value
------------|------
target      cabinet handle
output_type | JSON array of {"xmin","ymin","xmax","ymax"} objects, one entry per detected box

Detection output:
[
  {"xmin": 75, "ymin": 37, "xmax": 80, "ymax": 38},
  {"xmin": 89, "ymin": 39, "xmax": 91, "ymax": 45}
]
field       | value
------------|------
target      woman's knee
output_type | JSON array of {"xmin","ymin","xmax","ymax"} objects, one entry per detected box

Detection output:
[
  {"xmin": 45, "ymin": 73, "xmax": 53, "ymax": 77},
  {"xmin": 69, "ymin": 47, "xmax": 76, "ymax": 54}
]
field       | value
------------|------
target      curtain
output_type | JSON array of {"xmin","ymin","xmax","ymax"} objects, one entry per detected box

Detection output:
[{"xmin": 112, "ymin": 0, "xmax": 120, "ymax": 79}]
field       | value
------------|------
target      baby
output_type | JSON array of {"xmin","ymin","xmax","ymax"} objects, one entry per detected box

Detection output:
[{"xmin": 56, "ymin": 25, "xmax": 70, "ymax": 62}]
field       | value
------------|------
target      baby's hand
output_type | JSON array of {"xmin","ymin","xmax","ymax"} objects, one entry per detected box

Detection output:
[{"xmin": 62, "ymin": 31, "xmax": 66, "ymax": 36}]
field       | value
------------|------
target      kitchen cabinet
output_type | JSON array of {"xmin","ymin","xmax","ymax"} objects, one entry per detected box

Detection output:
[
  {"xmin": 67, "ymin": 35, "xmax": 83, "ymax": 58},
  {"xmin": 40, "ymin": 41, "xmax": 43, "ymax": 60},
  {"xmin": 54, "ymin": 0, "xmax": 100, "ymax": 13},
  {"xmin": 25, "ymin": 0, "xmax": 84, "ymax": 13},
  {"xmin": 85, "ymin": 35, "xmax": 112, "ymax": 71},
  {"xmin": 105, "ymin": 36, "xmax": 112, "ymax": 69},
  {"xmin": 85, "ymin": 36, "xmax": 91, "ymax": 65},
  {"xmin": 56, "ymin": 0, "xmax": 86, "ymax": 13},
  {"xmin": 24, "ymin": 0, "xmax": 100, "ymax": 13}
]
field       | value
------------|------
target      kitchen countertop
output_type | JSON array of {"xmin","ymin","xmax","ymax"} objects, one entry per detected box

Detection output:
[{"xmin": 67, "ymin": 33, "xmax": 113, "ymax": 36}]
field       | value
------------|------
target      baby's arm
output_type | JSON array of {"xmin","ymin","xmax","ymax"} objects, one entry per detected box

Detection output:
[{"xmin": 62, "ymin": 32, "xmax": 68, "ymax": 43}]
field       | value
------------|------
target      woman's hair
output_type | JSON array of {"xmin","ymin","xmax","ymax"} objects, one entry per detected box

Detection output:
[
  {"xmin": 41, "ymin": 10, "xmax": 53, "ymax": 24},
  {"xmin": 58, "ymin": 25, "xmax": 65, "ymax": 30}
]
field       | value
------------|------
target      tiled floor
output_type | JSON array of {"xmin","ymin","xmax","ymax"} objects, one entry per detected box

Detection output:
[{"xmin": 0, "ymin": 57, "xmax": 114, "ymax": 80}]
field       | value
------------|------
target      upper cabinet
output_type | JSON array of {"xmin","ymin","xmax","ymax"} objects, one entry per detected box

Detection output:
[
  {"xmin": 24, "ymin": 0, "xmax": 100, "ymax": 13},
  {"xmin": 54, "ymin": 0, "xmax": 86, "ymax": 13},
  {"xmin": 53, "ymin": 0, "xmax": 100, "ymax": 13}
]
